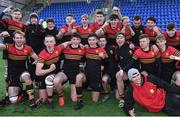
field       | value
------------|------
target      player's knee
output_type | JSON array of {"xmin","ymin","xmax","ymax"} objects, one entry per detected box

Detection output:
[
  {"xmin": 102, "ymin": 76, "xmax": 109, "ymax": 83},
  {"xmin": 9, "ymin": 96, "xmax": 18, "ymax": 104},
  {"xmin": 45, "ymin": 75, "xmax": 54, "ymax": 88},
  {"xmin": 53, "ymin": 77, "xmax": 62, "ymax": 86},
  {"xmin": 21, "ymin": 72, "xmax": 31, "ymax": 82},
  {"xmin": 76, "ymin": 74, "xmax": 83, "ymax": 83}
]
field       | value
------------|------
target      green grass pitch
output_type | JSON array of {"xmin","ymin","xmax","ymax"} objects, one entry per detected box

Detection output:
[{"xmin": 0, "ymin": 55, "xmax": 166, "ymax": 116}]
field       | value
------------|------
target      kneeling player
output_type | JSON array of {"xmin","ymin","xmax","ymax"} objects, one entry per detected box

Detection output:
[
  {"xmin": 36, "ymin": 35, "xmax": 70, "ymax": 109},
  {"xmin": 0, "ymin": 30, "xmax": 38, "ymax": 107},
  {"xmin": 85, "ymin": 34, "xmax": 108, "ymax": 102},
  {"xmin": 62, "ymin": 33, "xmax": 86, "ymax": 109},
  {"xmin": 98, "ymin": 37, "xmax": 114, "ymax": 102}
]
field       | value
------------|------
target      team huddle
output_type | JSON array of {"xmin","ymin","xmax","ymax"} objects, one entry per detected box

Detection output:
[{"xmin": 0, "ymin": 5, "xmax": 180, "ymax": 116}]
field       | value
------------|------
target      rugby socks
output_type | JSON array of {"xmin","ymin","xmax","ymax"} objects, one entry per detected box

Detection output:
[
  {"xmin": 58, "ymin": 91, "xmax": 64, "ymax": 98},
  {"xmin": 25, "ymin": 83, "xmax": 34, "ymax": 101},
  {"xmin": 76, "ymin": 84, "xmax": 83, "ymax": 101},
  {"xmin": 48, "ymin": 95, "xmax": 53, "ymax": 102}
]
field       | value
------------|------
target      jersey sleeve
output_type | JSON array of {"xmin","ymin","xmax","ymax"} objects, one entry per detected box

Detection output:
[
  {"xmin": 132, "ymin": 50, "xmax": 139, "ymax": 60},
  {"xmin": 170, "ymin": 46, "xmax": 180, "ymax": 56},
  {"xmin": 37, "ymin": 51, "xmax": 46, "ymax": 63},
  {"xmin": 27, "ymin": 46, "xmax": 35, "ymax": 56}
]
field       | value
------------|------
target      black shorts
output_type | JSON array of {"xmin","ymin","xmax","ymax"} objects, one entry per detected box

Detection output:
[
  {"xmin": 63, "ymin": 61, "xmax": 80, "ymax": 84},
  {"xmin": 64, "ymin": 69, "xmax": 79, "ymax": 84},
  {"xmin": 102, "ymin": 66, "xmax": 118, "ymax": 89},
  {"xmin": 8, "ymin": 73, "xmax": 21, "ymax": 87},
  {"xmin": 85, "ymin": 69, "xmax": 103, "ymax": 92},
  {"xmin": 8, "ymin": 71, "xmax": 30, "ymax": 87},
  {"xmin": 27, "ymin": 60, "xmax": 37, "ymax": 81}
]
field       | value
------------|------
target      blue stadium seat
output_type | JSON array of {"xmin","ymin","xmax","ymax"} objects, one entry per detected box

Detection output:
[{"xmin": 113, "ymin": 0, "xmax": 179, "ymax": 31}]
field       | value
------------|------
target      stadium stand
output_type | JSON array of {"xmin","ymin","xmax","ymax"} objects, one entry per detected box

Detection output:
[
  {"xmin": 38, "ymin": 0, "xmax": 104, "ymax": 27},
  {"xmin": 114, "ymin": 0, "xmax": 180, "ymax": 31},
  {"xmin": 37, "ymin": 0, "xmax": 179, "ymax": 30}
]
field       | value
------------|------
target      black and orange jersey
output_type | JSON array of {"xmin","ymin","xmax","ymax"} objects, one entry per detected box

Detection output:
[
  {"xmin": 160, "ymin": 46, "xmax": 179, "ymax": 64},
  {"xmin": 60, "ymin": 23, "xmax": 76, "ymax": 43},
  {"xmin": 0, "ymin": 15, "xmax": 26, "ymax": 43},
  {"xmin": 144, "ymin": 27, "xmax": 161, "ymax": 44},
  {"xmin": 60, "ymin": 23, "xmax": 76, "ymax": 35},
  {"xmin": 91, "ymin": 22, "xmax": 104, "ymax": 32},
  {"xmin": 104, "ymin": 22, "xmax": 122, "ymax": 46},
  {"xmin": 76, "ymin": 25, "xmax": 94, "ymax": 45},
  {"xmin": 85, "ymin": 46, "xmax": 107, "ymax": 72},
  {"xmin": 132, "ymin": 46, "xmax": 160, "ymax": 75},
  {"xmin": 37, "ymin": 45, "xmax": 64, "ymax": 74},
  {"xmin": 85, "ymin": 46, "xmax": 106, "ymax": 61},
  {"xmin": 6, "ymin": 44, "xmax": 34, "ymax": 73},
  {"xmin": 63, "ymin": 45, "xmax": 85, "ymax": 61},
  {"xmin": 163, "ymin": 30, "xmax": 180, "ymax": 50},
  {"xmin": 85, "ymin": 46, "xmax": 106, "ymax": 91},
  {"xmin": 62, "ymin": 45, "xmax": 85, "ymax": 83}
]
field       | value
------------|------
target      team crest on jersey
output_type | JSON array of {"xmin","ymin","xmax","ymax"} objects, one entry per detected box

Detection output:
[
  {"xmin": 96, "ymin": 50, "xmax": 99, "ymax": 53},
  {"xmin": 24, "ymin": 50, "xmax": 27, "ymax": 53},
  {"xmin": 166, "ymin": 52, "xmax": 169, "ymax": 56},
  {"xmin": 150, "ymin": 89, "xmax": 155, "ymax": 94},
  {"xmin": 151, "ymin": 52, "xmax": 154, "ymax": 55},
  {"xmin": 88, "ymin": 29, "xmax": 91, "ymax": 32},
  {"xmin": 55, "ymin": 51, "xmax": 58, "ymax": 54},
  {"xmin": 78, "ymin": 49, "xmax": 82, "ymax": 53}
]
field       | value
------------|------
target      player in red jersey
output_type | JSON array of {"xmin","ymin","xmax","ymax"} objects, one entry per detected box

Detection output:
[
  {"xmin": 120, "ymin": 16, "xmax": 135, "ymax": 44},
  {"xmin": 0, "ymin": 30, "xmax": 38, "ymax": 107},
  {"xmin": 144, "ymin": 16, "xmax": 161, "ymax": 44},
  {"xmin": 96, "ymin": 14, "xmax": 122, "ymax": 46},
  {"xmin": 122, "ymin": 34, "xmax": 161, "ymax": 77},
  {"xmin": 75, "ymin": 14, "xmax": 93, "ymax": 45},
  {"xmin": 0, "ymin": 6, "xmax": 26, "ymax": 107},
  {"xmin": 91, "ymin": 11, "xmax": 105, "ymax": 32},
  {"xmin": 156, "ymin": 34, "xmax": 180, "ymax": 83},
  {"xmin": 57, "ymin": 13, "xmax": 76, "ymax": 43},
  {"xmin": 0, "ymin": 6, "xmax": 26, "ymax": 51},
  {"xmin": 124, "ymin": 68, "xmax": 180, "ymax": 116},
  {"xmin": 36, "ymin": 35, "xmax": 70, "ymax": 109},
  {"xmin": 61, "ymin": 33, "xmax": 86, "ymax": 109},
  {"xmin": 85, "ymin": 33, "xmax": 108, "ymax": 102},
  {"xmin": 163, "ymin": 23, "xmax": 180, "ymax": 50}
]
